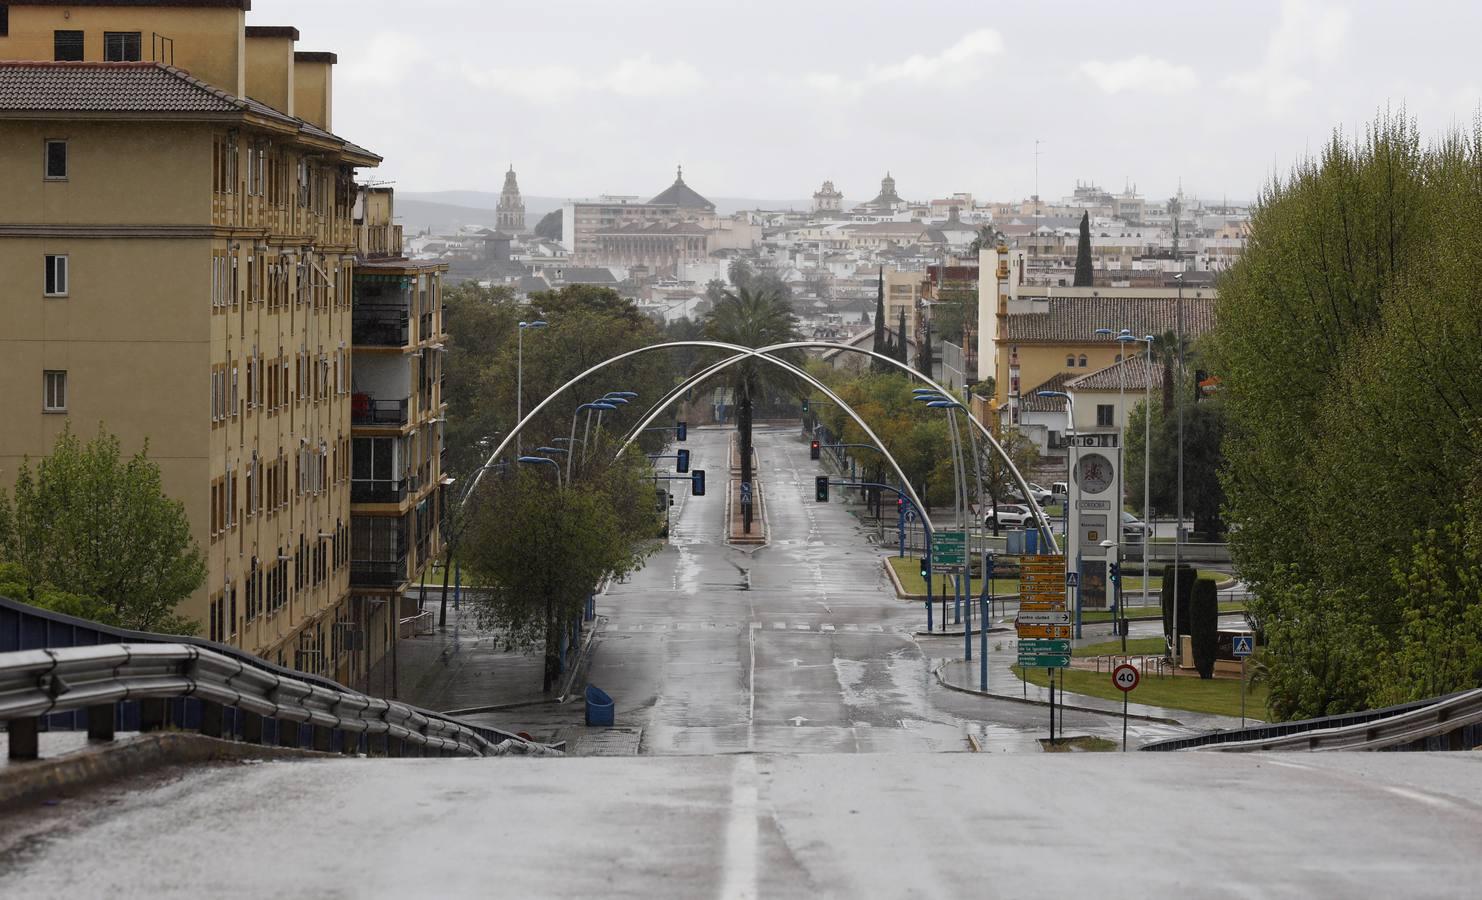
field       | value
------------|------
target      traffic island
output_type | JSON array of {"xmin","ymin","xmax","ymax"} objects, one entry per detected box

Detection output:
[{"xmin": 727, "ymin": 476, "xmax": 767, "ymax": 545}]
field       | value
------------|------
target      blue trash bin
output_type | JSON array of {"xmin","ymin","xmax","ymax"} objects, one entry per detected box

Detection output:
[{"xmin": 585, "ymin": 685, "xmax": 614, "ymax": 727}]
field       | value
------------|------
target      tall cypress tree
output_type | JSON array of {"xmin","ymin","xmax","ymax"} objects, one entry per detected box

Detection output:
[
  {"xmin": 896, "ymin": 307, "xmax": 910, "ymax": 365},
  {"xmin": 1074, "ymin": 211, "xmax": 1094, "ymax": 287},
  {"xmin": 872, "ymin": 266, "xmax": 888, "ymax": 371}
]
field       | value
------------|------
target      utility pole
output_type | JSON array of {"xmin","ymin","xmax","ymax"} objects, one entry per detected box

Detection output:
[{"xmin": 1172, "ymin": 272, "xmax": 1185, "ymax": 667}]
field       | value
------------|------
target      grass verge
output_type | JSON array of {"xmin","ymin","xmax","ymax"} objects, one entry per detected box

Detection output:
[
  {"xmin": 887, "ymin": 556, "xmax": 1019, "ymax": 597},
  {"xmin": 1014, "ymin": 665, "xmax": 1268, "ymax": 720},
  {"xmin": 1073, "ymin": 637, "xmax": 1166, "ymax": 657}
]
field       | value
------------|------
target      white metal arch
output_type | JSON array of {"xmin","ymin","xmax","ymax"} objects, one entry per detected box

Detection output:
[{"xmin": 465, "ymin": 339, "xmax": 1056, "ymax": 552}]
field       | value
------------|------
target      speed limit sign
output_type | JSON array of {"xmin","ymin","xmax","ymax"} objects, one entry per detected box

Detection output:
[{"xmin": 1112, "ymin": 663, "xmax": 1140, "ymax": 693}]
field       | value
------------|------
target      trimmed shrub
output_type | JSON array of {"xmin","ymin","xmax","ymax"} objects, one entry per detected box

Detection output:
[
  {"xmin": 1190, "ymin": 577, "xmax": 1219, "ymax": 679},
  {"xmin": 1160, "ymin": 564, "xmax": 1196, "ymax": 641}
]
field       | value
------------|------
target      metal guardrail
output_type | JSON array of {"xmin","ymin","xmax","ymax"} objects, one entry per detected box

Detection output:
[
  {"xmin": 0, "ymin": 643, "xmax": 552, "ymax": 761},
  {"xmin": 1141, "ymin": 689, "xmax": 1482, "ymax": 752},
  {"xmin": 0, "ymin": 593, "xmax": 558, "ymax": 762}
]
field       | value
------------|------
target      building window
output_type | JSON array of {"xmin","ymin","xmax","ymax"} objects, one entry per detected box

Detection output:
[
  {"xmin": 53, "ymin": 30, "xmax": 84, "ymax": 61},
  {"xmin": 103, "ymin": 31, "xmax": 141, "ymax": 62},
  {"xmin": 1065, "ymin": 354, "xmax": 1075, "ymax": 367},
  {"xmin": 44, "ymin": 254, "xmax": 68, "ymax": 296},
  {"xmin": 1078, "ymin": 354, "xmax": 1088, "ymax": 367},
  {"xmin": 1, "ymin": 6, "xmax": 9, "ymax": 38},
  {"xmin": 45, "ymin": 140, "xmax": 67, "ymax": 179},
  {"xmin": 43, "ymin": 370, "xmax": 67, "ymax": 412},
  {"xmin": 1097, "ymin": 404, "xmax": 1114, "ymax": 427}
]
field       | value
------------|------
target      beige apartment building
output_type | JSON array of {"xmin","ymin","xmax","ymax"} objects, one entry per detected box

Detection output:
[{"xmin": 0, "ymin": 1, "xmax": 445, "ymax": 690}]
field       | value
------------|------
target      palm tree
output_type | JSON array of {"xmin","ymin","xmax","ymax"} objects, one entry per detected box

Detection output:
[
  {"xmin": 1148, "ymin": 329, "xmax": 1194, "ymax": 415},
  {"xmin": 704, "ymin": 286, "xmax": 800, "ymax": 534}
]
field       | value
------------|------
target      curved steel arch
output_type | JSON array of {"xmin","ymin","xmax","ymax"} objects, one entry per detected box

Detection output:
[
  {"xmin": 614, "ymin": 350, "xmax": 932, "ymax": 531},
  {"xmin": 466, "ymin": 339, "xmax": 1056, "ymax": 552}
]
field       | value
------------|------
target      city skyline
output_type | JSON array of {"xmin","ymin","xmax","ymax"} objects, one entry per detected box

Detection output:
[{"xmin": 257, "ymin": 0, "xmax": 1482, "ymax": 202}]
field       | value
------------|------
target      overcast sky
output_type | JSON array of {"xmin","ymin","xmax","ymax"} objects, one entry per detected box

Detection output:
[{"xmin": 255, "ymin": 0, "xmax": 1482, "ymax": 205}]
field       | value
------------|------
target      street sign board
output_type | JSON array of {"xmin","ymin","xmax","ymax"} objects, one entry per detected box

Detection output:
[
  {"xmin": 1065, "ymin": 572, "xmax": 1079, "ymax": 587},
  {"xmin": 1112, "ymin": 663, "xmax": 1140, "ymax": 693},
  {"xmin": 1015, "ymin": 624, "xmax": 1072, "ymax": 639},
  {"xmin": 1018, "ymin": 653, "xmax": 1071, "ymax": 668},
  {"xmin": 931, "ymin": 533, "xmax": 967, "ymax": 566},
  {"xmin": 1232, "ymin": 635, "xmax": 1255, "ymax": 657},
  {"xmin": 1017, "ymin": 611, "xmax": 1071, "ymax": 625},
  {"xmin": 1019, "ymin": 638, "xmax": 1071, "ymax": 654}
]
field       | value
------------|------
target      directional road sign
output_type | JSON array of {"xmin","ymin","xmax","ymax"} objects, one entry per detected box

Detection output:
[
  {"xmin": 1017, "ymin": 611, "xmax": 1071, "ymax": 625},
  {"xmin": 1232, "ymin": 635, "xmax": 1255, "ymax": 657},
  {"xmin": 1018, "ymin": 653, "xmax": 1071, "ymax": 668},
  {"xmin": 1019, "ymin": 638, "xmax": 1071, "ymax": 654},
  {"xmin": 931, "ymin": 533, "xmax": 967, "ymax": 566},
  {"xmin": 1015, "ymin": 624, "xmax": 1072, "ymax": 639}
]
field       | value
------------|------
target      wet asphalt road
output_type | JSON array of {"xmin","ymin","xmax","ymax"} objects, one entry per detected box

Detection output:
[{"xmin": 508, "ymin": 424, "xmax": 1196, "ymax": 754}]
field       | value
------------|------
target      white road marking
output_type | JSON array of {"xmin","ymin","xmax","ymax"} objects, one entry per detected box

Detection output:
[
  {"xmin": 867, "ymin": 624, "xmax": 885, "ymax": 632},
  {"xmin": 749, "ymin": 622, "xmax": 761, "ymax": 630},
  {"xmin": 843, "ymin": 624, "xmax": 859, "ymax": 632},
  {"xmin": 794, "ymin": 624, "xmax": 810, "ymax": 631},
  {"xmin": 719, "ymin": 755, "xmax": 759, "ymax": 900},
  {"xmin": 773, "ymin": 622, "xmax": 785, "ymax": 631},
  {"xmin": 821, "ymin": 624, "xmax": 835, "ymax": 632}
]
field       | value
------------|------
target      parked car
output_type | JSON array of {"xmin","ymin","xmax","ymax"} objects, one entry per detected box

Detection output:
[
  {"xmin": 1050, "ymin": 482, "xmax": 1068, "ymax": 501},
  {"xmin": 984, "ymin": 504, "xmax": 1035, "ymax": 528},
  {"xmin": 1005, "ymin": 482, "xmax": 1053, "ymax": 505},
  {"xmin": 1121, "ymin": 511, "xmax": 1152, "ymax": 539}
]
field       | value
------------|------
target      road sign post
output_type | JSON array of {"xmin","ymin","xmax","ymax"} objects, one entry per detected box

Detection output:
[
  {"xmin": 1112, "ymin": 662, "xmax": 1140, "ymax": 751},
  {"xmin": 1233, "ymin": 635, "xmax": 1254, "ymax": 726}
]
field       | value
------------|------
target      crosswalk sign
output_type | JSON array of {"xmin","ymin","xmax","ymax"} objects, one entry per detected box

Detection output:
[{"xmin": 1232, "ymin": 635, "xmax": 1254, "ymax": 657}]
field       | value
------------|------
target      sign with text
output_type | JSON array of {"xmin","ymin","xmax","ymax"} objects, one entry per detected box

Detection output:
[
  {"xmin": 931, "ymin": 532, "xmax": 967, "ymax": 566},
  {"xmin": 1015, "ymin": 624, "xmax": 1072, "ymax": 639}
]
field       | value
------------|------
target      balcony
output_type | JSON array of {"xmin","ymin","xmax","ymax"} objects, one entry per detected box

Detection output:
[
  {"xmin": 352, "ymin": 395, "xmax": 409, "ymax": 427},
  {"xmin": 351, "ymin": 555, "xmax": 408, "ymax": 588},
  {"xmin": 353, "ymin": 303, "xmax": 410, "ymax": 347},
  {"xmin": 352, "ymin": 477, "xmax": 408, "ymax": 504}
]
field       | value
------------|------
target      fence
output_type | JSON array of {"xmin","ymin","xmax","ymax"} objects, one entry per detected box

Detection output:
[{"xmin": 0, "ymin": 594, "xmax": 550, "ymax": 761}]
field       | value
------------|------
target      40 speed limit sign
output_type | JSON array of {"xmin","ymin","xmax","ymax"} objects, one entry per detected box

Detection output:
[{"xmin": 1112, "ymin": 663, "xmax": 1140, "ymax": 693}]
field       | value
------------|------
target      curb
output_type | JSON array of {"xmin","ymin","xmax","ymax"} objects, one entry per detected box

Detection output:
[
  {"xmin": 915, "ymin": 626, "xmax": 1013, "ymax": 638},
  {"xmin": 0, "ymin": 733, "xmax": 332, "ymax": 810},
  {"xmin": 931, "ymin": 662, "xmax": 1185, "ymax": 725}
]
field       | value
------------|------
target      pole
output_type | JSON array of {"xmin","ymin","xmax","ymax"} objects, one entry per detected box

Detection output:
[
  {"xmin": 1173, "ymin": 274, "xmax": 1185, "ymax": 666},
  {"xmin": 516, "ymin": 325, "xmax": 524, "ymax": 459},
  {"xmin": 1048, "ymin": 668, "xmax": 1055, "ymax": 745},
  {"xmin": 1143, "ymin": 336, "xmax": 1152, "ymax": 610},
  {"xmin": 979, "ymin": 591, "xmax": 988, "ymax": 691},
  {"xmin": 1241, "ymin": 656, "xmax": 1247, "ymax": 728},
  {"xmin": 1123, "ymin": 691, "xmax": 1128, "ymax": 752},
  {"xmin": 963, "ymin": 570, "xmax": 971, "ymax": 661}
]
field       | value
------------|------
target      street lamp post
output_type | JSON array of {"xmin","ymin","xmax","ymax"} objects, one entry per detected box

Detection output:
[
  {"xmin": 515, "ymin": 320, "xmax": 548, "ymax": 457},
  {"xmin": 1173, "ymin": 271, "xmax": 1186, "ymax": 667},
  {"xmin": 518, "ymin": 455, "xmax": 564, "ymax": 489},
  {"xmin": 568, "ymin": 401, "xmax": 616, "ymax": 480}
]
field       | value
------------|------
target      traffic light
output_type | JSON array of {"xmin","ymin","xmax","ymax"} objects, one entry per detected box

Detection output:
[
  {"xmin": 919, "ymin": 555, "xmax": 929, "ymax": 579},
  {"xmin": 676, "ymin": 448, "xmax": 690, "ymax": 473},
  {"xmin": 815, "ymin": 476, "xmax": 829, "ymax": 502},
  {"xmin": 676, "ymin": 421, "xmax": 687, "ymax": 442},
  {"xmin": 691, "ymin": 469, "xmax": 705, "ymax": 496},
  {"xmin": 801, "ymin": 397, "xmax": 810, "ymax": 413},
  {"xmin": 1109, "ymin": 561, "xmax": 1121, "ymax": 585},
  {"xmin": 809, "ymin": 439, "xmax": 820, "ymax": 460}
]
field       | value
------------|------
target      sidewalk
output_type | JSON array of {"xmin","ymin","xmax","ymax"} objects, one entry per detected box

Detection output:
[
  {"xmin": 370, "ymin": 600, "xmax": 597, "ymax": 714},
  {"xmin": 931, "ymin": 646, "xmax": 1245, "ymax": 733}
]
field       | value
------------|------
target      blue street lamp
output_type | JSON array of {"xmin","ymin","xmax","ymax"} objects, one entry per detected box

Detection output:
[
  {"xmin": 518, "ymin": 455, "xmax": 563, "ymax": 489},
  {"xmin": 569, "ymin": 400, "xmax": 617, "ymax": 478}
]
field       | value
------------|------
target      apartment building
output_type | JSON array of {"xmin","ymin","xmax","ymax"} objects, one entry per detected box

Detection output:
[{"xmin": 0, "ymin": 1, "xmax": 444, "ymax": 690}]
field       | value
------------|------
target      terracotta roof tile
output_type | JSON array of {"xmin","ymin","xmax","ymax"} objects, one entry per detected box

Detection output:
[
  {"xmin": 1066, "ymin": 354, "xmax": 1157, "ymax": 392},
  {"xmin": 1003, "ymin": 295, "xmax": 1217, "ymax": 344}
]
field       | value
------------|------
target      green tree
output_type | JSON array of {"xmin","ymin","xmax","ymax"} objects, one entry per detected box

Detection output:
[
  {"xmin": 462, "ymin": 456, "xmax": 659, "ymax": 691},
  {"xmin": 1211, "ymin": 113, "xmax": 1482, "ymax": 717},
  {"xmin": 1190, "ymin": 577, "xmax": 1219, "ymax": 679},
  {"xmin": 1073, "ymin": 211, "xmax": 1094, "ymax": 287},
  {"xmin": 533, "ymin": 209, "xmax": 562, "ymax": 241},
  {"xmin": 0, "ymin": 424, "xmax": 204, "ymax": 633},
  {"xmin": 872, "ymin": 266, "xmax": 888, "ymax": 372},
  {"xmin": 895, "ymin": 307, "xmax": 910, "ymax": 365},
  {"xmin": 442, "ymin": 282, "xmax": 521, "ymax": 479},
  {"xmin": 979, "ymin": 427, "xmax": 1041, "ymax": 534},
  {"xmin": 704, "ymin": 286, "xmax": 800, "ymax": 533},
  {"xmin": 727, "ymin": 257, "xmax": 754, "ymax": 291}
]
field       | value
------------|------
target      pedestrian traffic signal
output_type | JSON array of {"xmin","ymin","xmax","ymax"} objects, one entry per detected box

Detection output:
[
  {"xmin": 809, "ymin": 439, "xmax": 820, "ymax": 460},
  {"xmin": 676, "ymin": 448, "xmax": 690, "ymax": 473},
  {"xmin": 815, "ymin": 476, "xmax": 829, "ymax": 502},
  {"xmin": 691, "ymin": 469, "xmax": 705, "ymax": 496},
  {"xmin": 676, "ymin": 421, "xmax": 687, "ymax": 442}
]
